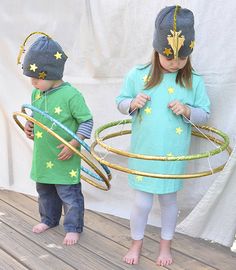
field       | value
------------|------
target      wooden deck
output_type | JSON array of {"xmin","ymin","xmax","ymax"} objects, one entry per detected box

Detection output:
[{"xmin": 0, "ymin": 190, "xmax": 235, "ymax": 270}]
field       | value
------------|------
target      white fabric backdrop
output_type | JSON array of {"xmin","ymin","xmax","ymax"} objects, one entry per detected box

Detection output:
[{"xmin": 1, "ymin": 0, "xmax": 236, "ymax": 247}]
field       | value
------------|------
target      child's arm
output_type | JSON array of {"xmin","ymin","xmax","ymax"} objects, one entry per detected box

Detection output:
[
  {"xmin": 118, "ymin": 94, "xmax": 151, "ymax": 115},
  {"xmin": 168, "ymin": 100, "xmax": 209, "ymax": 124},
  {"xmin": 57, "ymin": 119, "xmax": 93, "ymax": 160},
  {"xmin": 24, "ymin": 120, "xmax": 34, "ymax": 140}
]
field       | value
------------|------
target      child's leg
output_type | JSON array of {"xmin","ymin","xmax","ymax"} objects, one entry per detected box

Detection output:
[
  {"xmin": 124, "ymin": 190, "xmax": 153, "ymax": 264},
  {"xmin": 157, "ymin": 192, "xmax": 178, "ymax": 266},
  {"xmin": 56, "ymin": 183, "xmax": 84, "ymax": 245},
  {"xmin": 34, "ymin": 183, "xmax": 62, "ymax": 233}
]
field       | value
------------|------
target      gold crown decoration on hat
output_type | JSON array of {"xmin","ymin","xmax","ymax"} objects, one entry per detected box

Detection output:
[
  {"xmin": 17, "ymin": 32, "xmax": 52, "ymax": 65},
  {"xmin": 167, "ymin": 5, "xmax": 185, "ymax": 59}
]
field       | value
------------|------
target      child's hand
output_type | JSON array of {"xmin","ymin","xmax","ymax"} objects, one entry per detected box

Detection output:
[
  {"xmin": 24, "ymin": 120, "xmax": 34, "ymax": 140},
  {"xmin": 168, "ymin": 100, "xmax": 190, "ymax": 119},
  {"xmin": 57, "ymin": 139, "xmax": 80, "ymax": 160},
  {"xmin": 130, "ymin": 93, "xmax": 151, "ymax": 112}
]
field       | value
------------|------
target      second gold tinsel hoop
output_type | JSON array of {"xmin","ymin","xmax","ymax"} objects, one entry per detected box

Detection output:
[{"xmin": 91, "ymin": 119, "xmax": 231, "ymax": 179}]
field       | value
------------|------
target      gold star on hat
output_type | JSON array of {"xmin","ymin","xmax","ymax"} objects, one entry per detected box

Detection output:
[
  {"xmin": 163, "ymin": 48, "xmax": 172, "ymax": 56},
  {"xmin": 38, "ymin": 71, "xmax": 47, "ymax": 79},
  {"xmin": 29, "ymin": 63, "xmax": 38, "ymax": 72},
  {"xmin": 54, "ymin": 51, "xmax": 62, "ymax": 59}
]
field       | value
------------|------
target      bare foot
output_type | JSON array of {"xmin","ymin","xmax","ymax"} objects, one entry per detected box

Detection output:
[
  {"xmin": 123, "ymin": 239, "xmax": 143, "ymax": 265},
  {"xmin": 32, "ymin": 223, "xmax": 50, "ymax": 234},
  {"xmin": 63, "ymin": 232, "xmax": 80, "ymax": 246},
  {"xmin": 156, "ymin": 239, "xmax": 173, "ymax": 266}
]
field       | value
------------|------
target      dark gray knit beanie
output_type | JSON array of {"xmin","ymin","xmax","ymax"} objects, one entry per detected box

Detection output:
[
  {"xmin": 22, "ymin": 36, "xmax": 67, "ymax": 80},
  {"xmin": 153, "ymin": 5, "xmax": 195, "ymax": 59}
]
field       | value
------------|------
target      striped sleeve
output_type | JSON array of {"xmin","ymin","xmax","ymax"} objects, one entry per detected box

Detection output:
[{"xmin": 76, "ymin": 119, "xmax": 93, "ymax": 139}]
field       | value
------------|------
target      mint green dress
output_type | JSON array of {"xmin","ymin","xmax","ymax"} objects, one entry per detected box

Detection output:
[
  {"xmin": 31, "ymin": 82, "xmax": 92, "ymax": 185},
  {"xmin": 116, "ymin": 65, "xmax": 210, "ymax": 194}
]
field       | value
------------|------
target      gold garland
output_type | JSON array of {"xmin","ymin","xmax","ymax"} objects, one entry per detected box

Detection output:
[{"xmin": 17, "ymin": 32, "xmax": 51, "ymax": 64}]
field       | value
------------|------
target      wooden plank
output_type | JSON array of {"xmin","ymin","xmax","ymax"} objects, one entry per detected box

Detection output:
[
  {"xmin": 6, "ymin": 190, "xmax": 215, "ymax": 270},
  {"xmin": 0, "ymin": 222, "xmax": 75, "ymax": 270},
  {"xmin": 0, "ymin": 248, "xmax": 29, "ymax": 270},
  {"xmin": 84, "ymin": 210, "xmax": 219, "ymax": 270},
  {"xmin": 0, "ymin": 191, "xmax": 158, "ymax": 270},
  {"xmin": 0, "ymin": 199, "xmax": 123, "ymax": 270},
  {"xmin": 99, "ymin": 211, "xmax": 236, "ymax": 270}
]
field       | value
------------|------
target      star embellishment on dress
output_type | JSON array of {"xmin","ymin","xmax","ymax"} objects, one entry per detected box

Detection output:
[
  {"xmin": 46, "ymin": 161, "xmax": 54, "ymax": 169},
  {"xmin": 29, "ymin": 63, "xmax": 38, "ymax": 72},
  {"xmin": 168, "ymin": 87, "xmax": 175, "ymax": 94},
  {"xmin": 54, "ymin": 106, "xmax": 62, "ymax": 115},
  {"xmin": 35, "ymin": 131, "xmax": 43, "ymax": 139},
  {"xmin": 69, "ymin": 169, "xmax": 77, "ymax": 178},
  {"xmin": 54, "ymin": 51, "xmax": 62, "ymax": 59},
  {"xmin": 35, "ymin": 93, "xmax": 41, "ymax": 100},
  {"xmin": 144, "ymin": 107, "xmax": 152, "ymax": 114},
  {"xmin": 143, "ymin": 75, "xmax": 151, "ymax": 83},
  {"xmin": 135, "ymin": 175, "xmax": 143, "ymax": 182},
  {"xmin": 176, "ymin": 127, "xmax": 183, "ymax": 135},
  {"xmin": 163, "ymin": 48, "xmax": 172, "ymax": 56}
]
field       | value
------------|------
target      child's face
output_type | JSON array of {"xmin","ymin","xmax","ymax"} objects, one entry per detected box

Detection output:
[
  {"xmin": 159, "ymin": 54, "xmax": 188, "ymax": 73},
  {"xmin": 30, "ymin": 78, "xmax": 55, "ymax": 92}
]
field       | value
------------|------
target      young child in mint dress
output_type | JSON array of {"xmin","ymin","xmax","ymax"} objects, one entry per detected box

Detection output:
[
  {"xmin": 22, "ymin": 34, "xmax": 93, "ymax": 245},
  {"xmin": 116, "ymin": 6, "xmax": 210, "ymax": 266}
]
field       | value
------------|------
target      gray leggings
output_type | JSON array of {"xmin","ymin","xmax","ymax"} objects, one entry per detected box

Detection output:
[{"xmin": 130, "ymin": 190, "xmax": 178, "ymax": 240}]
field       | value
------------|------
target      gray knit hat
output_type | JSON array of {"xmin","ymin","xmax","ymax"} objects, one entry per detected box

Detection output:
[
  {"xmin": 20, "ymin": 33, "xmax": 67, "ymax": 80},
  {"xmin": 153, "ymin": 5, "xmax": 195, "ymax": 59}
]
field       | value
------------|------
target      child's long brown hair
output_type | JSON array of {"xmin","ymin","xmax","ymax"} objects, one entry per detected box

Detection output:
[{"xmin": 144, "ymin": 50, "xmax": 193, "ymax": 90}]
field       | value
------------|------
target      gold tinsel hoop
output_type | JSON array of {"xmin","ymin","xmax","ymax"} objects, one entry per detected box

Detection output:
[
  {"xmin": 90, "ymin": 119, "xmax": 231, "ymax": 179},
  {"xmin": 13, "ymin": 105, "xmax": 112, "ymax": 190},
  {"xmin": 17, "ymin": 32, "xmax": 51, "ymax": 65}
]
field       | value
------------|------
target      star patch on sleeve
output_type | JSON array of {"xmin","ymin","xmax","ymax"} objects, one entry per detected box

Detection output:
[
  {"xmin": 46, "ymin": 161, "xmax": 54, "ymax": 169},
  {"xmin": 54, "ymin": 51, "xmax": 62, "ymax": 59},
  {"xmin": 54, "ymin": 106, "xmax": 62, "ymax": 115},
  {"xmin": 69, "ymin": 169, "xmax": 78, "ymax": 178},
  {"xmin": 29, "ymin": 63, "xmax": 38, "ymax": 72},
  {"xmin": 176, "ymin": 127, "xmax": 183, "ymax": 135},
  {"xmin": 144, "ymin": 107, "xmax": 152, "ymax": 114},
  {"xmin": 35, "ymin": 131, "xmax": 43, "ymax": 139}
]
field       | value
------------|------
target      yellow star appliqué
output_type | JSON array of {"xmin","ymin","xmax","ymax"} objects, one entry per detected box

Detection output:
[
  {"xmin": 46, "ymin": 161, "xmax": 54, "ymax": 169},
  {"xmin": 54, "ymin": 51, "xmax": 62, "ymax": 59},
  {"xmin": 189, "ymin": 40, "xmax": 195, "ymax": 49},
  {"xmin": 144, "ymin": 107, "xmax": 152, "ymax": 114},
  {"xmin": 163, "ymin": 48, "xmax": 172, "ymax": 56},
  {"xmin": 143, "ymin": 75, "xmax": 151, "ymax": 83},
  {"xmin": 29, "ymin": 63, "xmax": 38, "ymax": 72},
  {"xmin": 69, "ymin": 169, "xmax": 77, "ymax": 178},
  {"xmin": 168, "ymin": 87, "xmax": 175, "ymax": 94},
  {"xmin": 54, "ymin": 106, "xmax": 62, "ymax": 115},
  {"xmin": 135, "ymin": 175, "xmax": 143, "ymax": 182},
  {"xmin": 38, "ymin": 71, "xmax": 47, "ymax": 79},
  {"xmin": 176, "ymin": 127, "xmax": 183, "ymax": 135},
  {"xmin": 35, "ymin": 93, "xmax": 41, "ymax": 100},
  {"xmin": 35, "ymin": 131, "xmax": 43, "ymax": 139}
]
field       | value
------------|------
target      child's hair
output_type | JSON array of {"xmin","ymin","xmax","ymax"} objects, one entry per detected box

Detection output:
[{"xmin": 144, "ymin": 50, "xmax": 193, "ymax": 90}]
